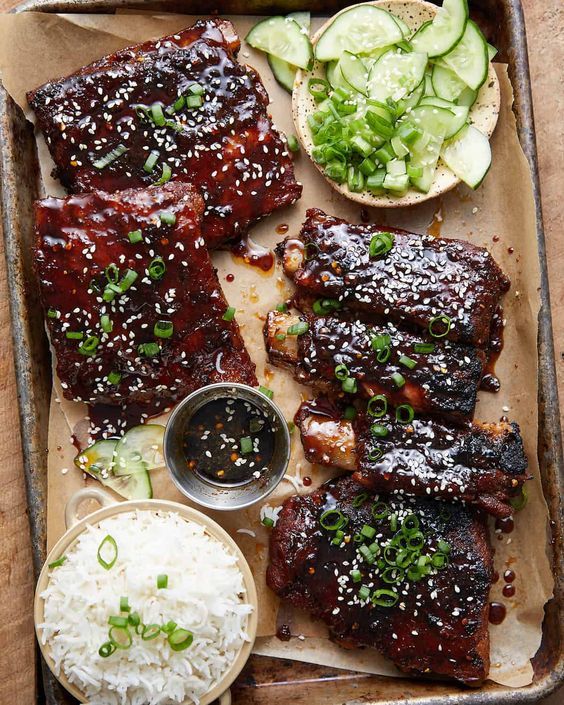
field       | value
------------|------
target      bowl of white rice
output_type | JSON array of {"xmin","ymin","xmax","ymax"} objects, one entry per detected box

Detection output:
[{"xmin": 34, "ymin": 488, "xmax": 258, "ymax": 705}]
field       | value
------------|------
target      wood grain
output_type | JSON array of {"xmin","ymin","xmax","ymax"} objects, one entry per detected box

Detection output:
[{"xmin": 0, "ymin": 1, "xmax": 561, "ymax": 703}]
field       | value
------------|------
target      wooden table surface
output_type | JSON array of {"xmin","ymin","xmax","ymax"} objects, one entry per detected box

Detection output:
[{"xmin": 0, "ymin": 1, "xmax": 561, "ymax": 703}]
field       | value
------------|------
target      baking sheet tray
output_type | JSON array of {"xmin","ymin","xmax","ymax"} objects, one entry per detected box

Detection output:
[{"xmin": 0, "ymin": 1, "xmax": 562, "ymax": 704}]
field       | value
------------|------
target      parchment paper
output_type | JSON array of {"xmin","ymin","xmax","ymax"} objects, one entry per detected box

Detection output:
[{"xmin": 0, "ymin": 11, "xmax": 554, "ymax": 688}]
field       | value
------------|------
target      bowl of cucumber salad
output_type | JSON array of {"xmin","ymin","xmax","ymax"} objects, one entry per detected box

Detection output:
[{"xmin": 247, "ymin": 0, "xmax": 500, "ymax": 206}]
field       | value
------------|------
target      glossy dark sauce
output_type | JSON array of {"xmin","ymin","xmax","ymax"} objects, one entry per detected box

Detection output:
[
  {"xmin": 503, "ymin": 569, "xmax": 516, "ymax": 582},
  {"xmin": 480, "ymin": 306, "xmax": 505, "ymax": 392},
  {"xmin": 233, "ymin": 234, "xmax": 274, "ymax": 272},
  {"xmin": 276, "ymin": 624, "xmax": 292, "ymax": 641},
  {"xmin": 502, "ymin": 584, "xmax": 515, "ymax": 598},
  {"xmin": 488, "ymin": 602, "xmax": 507, "ymax": 624},
  {"xmin": 276, "ymin": 223, "xmax": 289, "ymax": 235},
  {"xmin": 182, "ymin": 397, "xmax": 275, "ymax": 486},
  {"xmin": 495, "ymin": 516, "xmax": 515, "ymax": 534}
]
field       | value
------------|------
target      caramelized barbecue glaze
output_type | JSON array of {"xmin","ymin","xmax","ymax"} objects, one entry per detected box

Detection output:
[
  {"xmin": 267, "ymin": 475, "xmax": 493, "ymax": 685},
  {"xmin": 28, "ymin": 19, "xmax": 302, "ymax": 250},
  {"xmin": 34, "ymin": 182, "xmax": 257, "ymax": 415}
]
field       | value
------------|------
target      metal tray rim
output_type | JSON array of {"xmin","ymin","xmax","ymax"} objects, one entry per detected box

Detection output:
[{"xmin": 0, "ymin": 1, "xmax": 562, "ymax": 703}]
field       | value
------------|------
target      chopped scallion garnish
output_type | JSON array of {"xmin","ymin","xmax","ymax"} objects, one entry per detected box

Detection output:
[
  {"xmin": 138, "ymin": 342, "xmax": 160, "ymax": 358},
  {"xmin": 97, "ymin": 535, "xmax": 118, "ymax": 571},
  {"xmin": 414, "ymin": 342, "xmax": 435, "ymax": 354},
  {"xmin": 287, "ymin": 321, "xmax": 309, "ymax": 335},
  {"xmin": 222, "ymin": 306, "xmax": 236, "ymax": 322},
  {"xmin": 319, "ymin": 509, "xmax": 347, "ymax": 531},
  {"xmin": 261, "ymin": 516, "xmax": 274, "ymax": 528},
  {"xmin": 48, "ymin": 556, "xmax": 66, "ymax": 569},
  {"xmin": 148, "ymin": 256, "xmax": 166, "ymax": 281},
  {"xmin": 78, "ymin": 335, "xmax": 100, "ymax": 357},
  {"xmin": 107, "ymin": 371, "xmax": 122, "ymax": 386},
  {"xmin": 429, "ymin": 314, "xmax": 452, "ymax": 338},
  {"xmin": 341, "ymin": 377, "xmax": 357, "ymax": 394},
  {"xmin": 395, "ymin": 404, "xmax": 415, "ymax": 424},
  {"xmin": 157, "ymin": 574, "xmax": 168, "ymax": 589},
  {"xmin": 93, "ymin": 144, "xmax": 127, "ymax": 170},
  {"xmin": 150, "ymin": 102, "xmax": 166, "ymax": 127},
  {"xmin": 369, "ymin": 231, "xmax": 394, "ymax": 258},
  {"xmin": 168, "ymin": 628, "xmax": 194, "ymax": 651},
  {"xmin": 154, "ymin": 163, "xmax": 172, "ymax": 186},
  {"xmin": 286, "ymin": 134, "xmax": 300, "ymax": 153},
  {"xmin": 391, "ymin": 372, "xmax": 405, "ymax": 388},
  {"xmin": 399, "ymin": 355, "xmax": 416, "ymax": 370},
  {"xmin": 160, "ymin": 211, "xmax": 176, "ymax": 226},
  {"xmin": 367, "ymin": 394, "xmax": 387, "ymax": 418},
  {"xmin": 65, "ymin": 331, "xmax": 84, "ymax": 340},
  {"xmin": 100, "ymin": 314, "xmax": 113, "ymax": 333},
  {"xmin": 141, "ymin": 624, "xmax": 161, "ymax": 641},
  {"xmin": 108, "ymin": 615, "xmax": 128, "ymax": 628},
  {"xmin": 143, "ymin": 150, "xmax": 160, "ymax": 173},
  {"xmin": 370, "ymin": 423, "xmax": 388, "ymax": 438},
  {"xmin": 154, "ymin": 320, "xmax": 174, "ymax": 339},
  {"xmin": 47, "ymin": 308, "xmax": 59, "ymax": 319},
  {"xmin": 127, "ymin": 229, "xmax": 143, "ymax": 244},
  {"xmin": 240, "ymin": 436, "xmax": 253, "ymax": 455},
  {"xmin": 334, "ymin": 363, "xmax": 349, "ymax": 381},
  {"xmin": 258, "ymin": 385, "xmax": 274, "ymax": 399},
  {"xmin": 98, "ymin": 641, "xmax": 116, "ymax": 658},
  {"xmin": 120, "ymin": 597, "xmax": 130, "ymax": 613}
]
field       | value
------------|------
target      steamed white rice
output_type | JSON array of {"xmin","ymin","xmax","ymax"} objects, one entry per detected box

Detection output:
[{"xmin": 39, "ymin": 510, "xmax": 253, "ymax": 705}]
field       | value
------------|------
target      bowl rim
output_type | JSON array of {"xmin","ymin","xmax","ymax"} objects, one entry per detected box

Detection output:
[
  {"xmin": 34, "ymin": 495, "xmax": 259, "ymax": 705},
  {"xmin": 292, "ymin": 0, "xmax": 501, "ymax": 208}
]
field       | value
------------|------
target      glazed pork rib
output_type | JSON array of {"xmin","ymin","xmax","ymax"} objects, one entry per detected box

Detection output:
[
  {"xmin": 28, "ymin": 19, "xmax": 302, "ymax": 249},
  {"xmin": 279, "ymin": 209, "xmax": 509, "ymax": 346},
  {"xmin": 267, "ymin": 474, "xmax": 494, "ymax": 685},
  {"xmin": 295, "ymin": 399, "xmax": 528, "ymax": 518},
  {"xmin": 265, "ymin": 311, "xmax": 485, "ymax": 421},
  {"xmin": 34, "ymin": 182, "xmax": 257, "ymax": 411}
]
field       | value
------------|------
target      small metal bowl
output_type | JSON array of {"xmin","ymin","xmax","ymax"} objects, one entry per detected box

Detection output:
[{"xmin": 164, "ymin": 383, "xmax": 291, "ymax": 511}]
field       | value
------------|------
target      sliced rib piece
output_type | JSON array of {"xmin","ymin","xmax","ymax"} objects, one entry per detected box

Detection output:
[
  {"xmin": 28, "ymin": 19, "xmax": 302, "ymax": 249},
  {"xmin": 295, "ymin": 399, "xmax": 528, "ymax": 518},
  {"xmin": 279, "ymin": 209, "xmax": 509, "ymax": 346},
  {"xmin": 267, "ymin": 474, "xmax": 493, "ymax": 685},
  {"xmin": 265, "ymin": 311, "xmax": 485, "ymax": 421},
  {"xmin": 34, "ymin": 182, "xmax": 257, "ymax": 412}
]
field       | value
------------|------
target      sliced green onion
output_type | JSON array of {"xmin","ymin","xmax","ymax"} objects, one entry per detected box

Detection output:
[
  {"xmin": 249, "ymin": 418, "xmax": 264, "ymax": 433},
  {"xmin": 240, "ymin": 436, "xmax": 253, "ymax": 455},
  {"xmin": 369, "ymin": 232, "xmax": 394, "ymax": 258},
  {"xmin": 510, "ymin": 486, "xmax": 528, "ymax": 511},
  {"xmin": 160, "ymin": 211, "xmax": 176, "ymax": 226},
  {"xmin": 407, "ymin": 531, "xmax": 425, "ymax": 550},
  {"xmin": 93, "ymin": 144, "xmax": 127, "ymax": 170},
  {"xmin": 275, "ymin": 302, "xmax": 288, "ymax": 313},
  {"xmin": 47, "ymin": 308, "xmax": 59, "ymax": 319},
  {"xmin": 334, "ymin": 364, "xmax": 349, "ymax": 381},
  {"xmin": 399, "ymin": 355, "xmax": 416, "ymax": 370},
  {"xmin": 150, "ymin": 102, "xmax": 166, "ymax": 127},
  {"xmin": 78, "ymin": 335, "xmax": 100, "ymax": 357},
  {"xmin": 358, "ymin": 585, "xmax": 371, "ymax": 601},
  {"xmin": 402, "ymin": 514, "xmax": 420, "ymax": 533},
  {"xmin": 187, "ymin": 82, "xmax": 204, "ymax": 96},
  {"xmin": 65, "ymin": 331, "xmax": 84, "ymax": 340},
  {"xmin": 186, "ymin": 94, "xmax": 203, "ymax": 109},
  {"xmin": 371, "ymin": 334, "xmax": 391, "ymax": 351},
  {"xmin": 432, "ymin": 552, "xmax": 449, "ymax": 569},
  {"xmin": 414, "ymin": 342, "xmax": 435, "ymax": 354},
  {"xmin": 258, "ymin": 385, "xmax": 274, "ymax": 399},
  {"xmin": 368, "ymin": 447, "xmax": 383, "ymax": 462},
  {"xmin": 320, "ymin": 509, "xmax": 347, "ymax": 531},
  {"xmin": 138, "ymin": 342, "xmax": 160, "ymax": 358},
  {"xmin": 389, "ymin": 513, "xmax": 398, "ymax": 532},
  {"xmin": 275, "ymin": 333, "xmax": 286, "ymax": 341},
  {"xmin": 107, "ymin": 371, "xmax": 122, "ymax": 385},
  {"xmin": 381, "ymin": 566, "xmax": 404, "ymax": 584},
  {"xmin": 287, "ymin": 421, "xmax": 295, "ymax": 434},
  {"xmin": 48, "ymin": 556, "xmax": 66, "ymax": 569},
  {"xmin": 438, "ymin": 539, "xmax": 451, "ymax": 554},
  {"xmin": 367, "ymin": 394, "xmax": 387, "ymax": 418},
  {"xmin": 168, "ymin": 628, "xmax": 194, "ymax": 651},
  {"xmin": 157, "ymin": 574, "xmax": 168, "ymax": 589},
  {"xmin": 108, "ymin": 615, "xmax": 128, "ymax": 628},
  {"xmin": 154, "ymin": 162, "xmax": 172, "ymax": 186},
  {"xmin": 360, "ymin": 524, "xmax": 376, "ymax": 540},
  {"xmin": 148, "ymin": 256, "xmax": 166, "ymax": 281},
  {"xmin": 312, "ymin": 298, "xmax": 341, "ymax": 315},
  {"xmin": 350, "ymin": 569, "xmax": 362, "ymax": 583},
  {"xmin": 261, "ymin": 516, "xmax": 274, "ymax": 528},
  {"xmin": 100, "ymin": 314, "xmax": 113, "ymax": 333},
  {"xmin": 161, "ymin": 620, "xmax": 177, "ymax": 635},
  {"xmin": 119, "ymin": 597, "xmax": 130, "ymax": 613},
  {"xmin": 286, "ymin": 134, "xmax": 300, "ymax": 153},
  {"xmin": 222, "ymin": 306, "xmax": 236, "ymax": 322},
  {"xmin": 287, "ymin": 321, "xmax": 309, "ymax": 336},
  {"xmin": 391, "ymin": 372, "xmax": 405, "ymax": 388},
  {"xmin": 370, "ymin": 423, "xmax": 388, "ymax": 438},
  {"xmin": 376, "ymin": 346, "xmax": 391, "ymax": 363},
  {"xmin": 97, "ymin": 535, "xmax": 118, "ymax": 570},
  {"xmin": 98, "ymin": 640, "xmax": 116, "ymax": 658},
  {"xmin": 102, "ymin": 287, "xmax": 116, "ymax": 302},
  {"xmin": 358, "ymin": 545, "xmax": 375, "ymax": 564},
  {"xmin": 170, "ymin": 95, "xmax": 185, "ymax": 113},
  {"xmin": 141, "ymin": 624, "xmax": 161, "ymax": 641},
  {"xmin": 143, "ymin": 150, "xmax": 160, "ymax": 173},
  {"xmin": 109, "ymin": 625, "xmax": 132, "ymax": 649},
  {"xmin": 342, "ymin": 377, "xmax": 358, "ymax": 394},
  {"xmin": 127, "ymin": 612, "xmax": 140, "ymax": 627},
  {"xmin": 352, "ymin": 492, "xmax": 369, "ymax": 508},
  {"xmin": 343, "ymin": 405, "xmax": 357, "ymax": 421},
  {"xmin": 372, "ymin": 588, "xmax": 398, "ymax": 607},
  {"xmin": 154, "ymin": 320, "xmax": 174, "ymax": 339},
  {"xmin": 429, "ymin": 314, "xmax": 452, "ymax": 338},
  {"xmin": 308, "ymin": 77, "xmax": 330, "ymax": 101},
  {"xmin": 396, "ymin": 404, "xmax": 415, "ymax": 424},
  {"xmin": 105, "ymin": 263, "xmax": 120, "ymax": 284}
]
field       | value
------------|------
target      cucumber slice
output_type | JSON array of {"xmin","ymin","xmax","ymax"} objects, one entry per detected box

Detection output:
[
  {"xmin": 487, "ymin": 43, "xmax": 498, "ymax": 61},
  {"xmin": 315, "ymin": 6, "xmax": 403, "ymax": 62},
  {"xmin": 441, "ymin": 124, "xmax": 491, "ymax": 188},
  {"xmin": 457, "ymin": 85, "xmax": 478, "ymax": 107},
  {"xmin": 74, "ymin": 438, "xmax": 152, "ymax": 500},
  {"xmin": 441, "ymin": 20, "xmax": 488, "ymax": 90},
  {"xmin": 419, "ymin": 97, "xmax": 469, "ymax": 138},
  {"xmin": 268, "ymin": 54, "xmax": 296, "ymax": 93},
  {"xmin": 431, "ymin": 63, "xmax": 467, "ymax": 102},
  {"xmin": 246, "ymin": 16, "xmax": 313, "ymax": 70},
  {"xmin": 114, "ymin": 424, "xmax": 165, "ymax": 474},
  {"xmin": 423, "ymin": 71, "xmax": 436, "ymax": 97},
  {"xmin": 393, "ymin": 16, "xmax": 411, "ymax": 38},
  {"xmin": 287, "ymin": 11, "xmax": 311, "ymax": 34},
  {"xmin": 406, "ymin": 104, "xmax": 455, "ymax": 139},
  {"xmin": 411, "ymin": 0, "xmax": 468, "ymax": 57},
  {"xmin": 326, "ymin": 61, "xmax": 350, "ymax": 91},
  {"xmin": 409, "ymin": 132, "xmax": 444, "ymax": 192},
  {"xmin": 338, "ymin": 52, "xmax": 368, "ymax": 95},
  {"xmin": 398, "ymin": 80, "xmax": 425, "ymax": 114},
  {"xmin": 367, "ymin": 50, "xmax": 428, "ymax": 102}
]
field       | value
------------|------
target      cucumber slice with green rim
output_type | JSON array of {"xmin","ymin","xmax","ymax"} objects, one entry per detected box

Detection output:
[
  {"xmin": 315, "ymin": 6, "xmax": 403, "ymax": 62},
  {"xmin": 431, "ymin": 63, "xmax": 467, "ymax": 102},
  {"xmin": 441, "ymin": 124, "xmax": 491, "ymax": 188},
  {"xmin": 338, "ymin": 52, "xmax": 368, "ymax": 95},
  {"xmin": 268, "ymin": 54, "xmax": 296, "ymax": 93},
  {"xmin": 405, "ymin": 104, "xmax": 455, "ymax": 139},
  {"xmin": 457, "ymin": 85, "xmax": 478, "ymax": 106},
  {"xmin": 114, "ymin": 424, "xmax": 165, "ymax": 474},
  {"xmin": 74, "ymin": 438, "xmax": 152, "ymax": 500},
  {"xmin": 288, "ymin": 11, "xmax": 311, "ymax": 34},
  {"xmin": 246, "ymin": 16, "xmax": 313, "ymax": 69},
  {"xmin": 441, "ymin": 20, "xmax": 488, "ymax": 90},
  {"xmin": 409, "ymin": 132, "xmax": 444, "ymax": 192},
  {"xmin": 411, "ymin": 0, "xmax": 468, "ymax": 57},
  {"xmin": 393, "ymin": 16, "xmax": 411, "ymax": 38},
  {"xmin": 423, "ymin": 71, "xmax": 436, "ymax": 97},
  {"xmin": 487, "ymin": 43, "xmax": 498, "ymax": 61},
  {"xmin": 398, "ymin": 80, "xmax": 425, "ymax": 114},
  {"xmin": 367, "ymin": 50, "xmax": 428, "ymax": 102},
  {"xmin": 419, "ymin": 96, "xmax": 469, "ymax": 138},
  {"xmin": 326, "ymin": 60, "xmax": 350, "ymax": 91}
]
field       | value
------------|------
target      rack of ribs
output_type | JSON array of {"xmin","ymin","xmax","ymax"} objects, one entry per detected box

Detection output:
[
  {"xmin": 34, "ymin": 182, "xmax": 257, "ymax": 413},
  {"xmin": 27, "ymin": 18, "xmax": 302, "ymax": 250},
  {"xmin": 264, "ymin": 311, "xmax": 485, "ymax": 421},
  {"xmin": 267, "ymin": 474, "xmax": 494, "ymax": 685},
  {"xmin": 294, "ymin": 398, "xmax": 528, "ymax": 518},
  {"xmin": 278, "ymin": 209, "xmax": 509, "ymax": 346}
]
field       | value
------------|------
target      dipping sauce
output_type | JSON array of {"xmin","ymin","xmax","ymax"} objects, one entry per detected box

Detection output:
[
  {"xmin": 488, "ymin": 602, "xmax": 507, "ymax": 625},
  {"xmin": 182, "ymin": 397, "xmax": 276, "ymax": 486}
]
